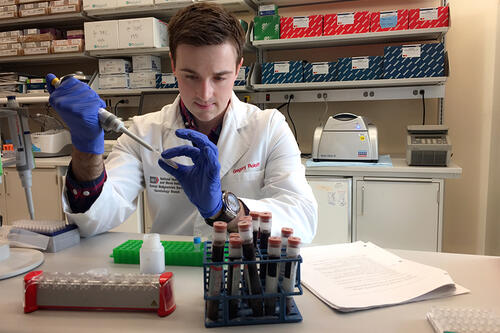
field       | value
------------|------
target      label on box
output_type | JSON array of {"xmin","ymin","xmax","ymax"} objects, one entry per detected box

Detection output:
[
  {"xmin": 237, "ymin": 67, "xmax": 246, "ymax": 80},
  {"xmin": 312, "ymin": 63, "xmax": 329, "ymax": 75},
  {"xmin": 338, "ymin": 13, "xmax": 354, "ymax": 25},
  {"xmin": 419, "ymin": 8, "xmax": 438, "ymax": 21},
  {"xmin": 0, "ymin": 49, "xmax": 18, "ymax": 56},
  {"xmin": 274, "ymin": 63, "xmax": 290, "ymax": 73},
  {"xmin": 26, "ymin": 29, "xmax": 39, "ymax": 35},
  {"xmin": 53, "ymin": 45, "xmax": 80, "ymax": 53},
  {"xmin": 402, "ymin": 45, "xmax": 421, "ymax": 58},
  {"xmin": 380, "ymin": 11, "xmax": 398, "ymax": 28},
  {"xmin": 23, "ymin": 47, "xmax": 49, "ymax": 55},
  {"xmin": 0, "ymin": 36, "xmax": 18, "ymax": 43},
  {"xmin": 162, "ymin": 74, "xmax": 175, "ymax": 84},
  {"xmin": 352, "ymin": 57, "xmax": 369, "ymax": 69},
  {"xmin": 29, "ymin": 78, "xmax": 45, "ymax": 84},
  {"xmin": 50, "ymin": 5, "xmax": 78, "ymax": 13},
  {"xmin": 21, "ymin": 8, "xmax": 47, "ymax": 16},
  {"xmin": 293, "ymin": 17, "xmax": 309, "ymax": 29},
  {"xmin": 0, "ymin": 10, "xmax": 16, "ymax": 18}
]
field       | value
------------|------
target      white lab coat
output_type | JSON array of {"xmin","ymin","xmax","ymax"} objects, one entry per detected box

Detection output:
[{"xmin": 63, "ymin": 92, "xmax": 318, "ymax": 242}]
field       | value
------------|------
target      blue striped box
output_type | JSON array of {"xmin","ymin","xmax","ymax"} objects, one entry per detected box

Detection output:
[
  {"xmin": 303, "ymin": 62, "xmax": 337, "ymax": 82},
  {"xmin": 261, "ymin": 61, "xmax": 303, "ymax": 84},
  {"xmin": 155, "ymin": 73, "xmax": 177, "ymax": 88},
  {"xmin": 383, "ymin": 43, "xmax": 444, "ymax": 79},
  {"xmin": 337, "ymin": 56, "xmax": 383, "ymax": 81},
  {"xmin": 234, "ymin": 66, "xmax": 249, "ymax": 86}
]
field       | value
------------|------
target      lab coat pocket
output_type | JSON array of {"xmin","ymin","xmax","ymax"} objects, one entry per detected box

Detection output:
[{"xmin": 222, "ymin": 170, "xmax": 265, "ymax": 199}]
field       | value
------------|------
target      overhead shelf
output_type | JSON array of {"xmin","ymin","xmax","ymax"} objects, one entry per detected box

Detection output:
[
  {"xmin": 0, "ymin": 12, "xmax": 93, "ymax": 29},
  {"xmin": 88, "ymin": 47, "xmax": 170, "ymax": 58},
  {"xmin": 251, "ymin": 0, "xmax": 350, "ymax": 6},
  {"xmin": 84, "ymin": 1, "xmax": 192, "ymax": 20},
  {"xmin": 96, "ymin": 85, "xmax": 251, "ymax": 96},
  {"xmin": 252, "ymin": 27, "xmax": 448, "ymax": 50},
  {"xmin": 252, "ymin": 77, "xmax": 448, "ymax": 91},
  {"xmin": 0, "ymin": 52, "xmax": 94, "ymax": 64}
]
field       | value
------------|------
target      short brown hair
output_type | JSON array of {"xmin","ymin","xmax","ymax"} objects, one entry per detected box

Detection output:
[{"xmin": 168, "ymin": 2, "xmax": 245, "ymax": 67}]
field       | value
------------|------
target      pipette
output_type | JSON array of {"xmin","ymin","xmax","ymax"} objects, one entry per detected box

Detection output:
[{"xmin": 50, "ymin": 76, "xmax": 178, "ymax": 169}]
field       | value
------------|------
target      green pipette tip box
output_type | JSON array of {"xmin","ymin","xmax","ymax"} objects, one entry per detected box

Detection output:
[{"xmin": 111, "ymin": 239, "xmax": 204, "ymax": 266}]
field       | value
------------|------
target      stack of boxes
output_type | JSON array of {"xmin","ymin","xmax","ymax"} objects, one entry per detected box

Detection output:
[
  {"xmin": 0, "ymin": 30, "xmax": 22, "ymax": 57},
  {"xmin": 20, "ymin": 28, "xmax": 61, "ymax": 56},
  {"xmin": 234, "ymin": 65, "xmax": 249, "ymax": 87},
  {"xmin": 383, "ymin": 43, "xmax": 445, "ymax": 79},
  {"xmin": 130, "ymin": 55, "xmax": 161, "ymax": 89},
  {"xmin": 84, "ymin": 17, "xmax": 168, "ymax": 51},
  {"xmin": 0, "ymin": 1, "xmax": 17, "ymax": 19},
  {"xmin": 0, "ymin": 0, "xmax": 82, "ymax": 19},
  {"xmin": 51, "ymin": 29, "xmax": 84, "ymax": 54},
  {"xmin": 253, "ymin": 4, "xmax": 280, "ymax": 41},
  {"xmin": 98, "ymin": 59, "xmax": 131, "ymax": 89}
]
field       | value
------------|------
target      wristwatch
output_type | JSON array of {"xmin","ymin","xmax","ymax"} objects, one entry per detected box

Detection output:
[{"xmin": 204, "ymin": 191, "xmax": 240, "ymax": 226}]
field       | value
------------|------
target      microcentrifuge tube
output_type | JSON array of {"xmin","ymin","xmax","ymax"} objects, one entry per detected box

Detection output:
[
  {"xmin": 259, "ymin": 212, "xmax": 272, "ymax": 280},
  {"xmin": 193, "ymin": 237, "xmax": 201, "ymax": 252},
  {"xmin": 227, "ymin": 236, "xmax": 242, "ymax": 319},
  {"xmin": 249, "ymin": 211, "xmax": 260, "ymax": 248},
  {"xmin": 207, "ymin": 222, "xmax": 227, "ymax": 321},
  {"xmin": 280, "ymin": 227, "xmax": 294, "ymax": 279},
  {"xmin": 283, "ymin": 236, "xmax": 301, "ymax": 315},
  {"xmin": 265, "ymin": 236, "xmax": 282, "ymax": 316},
  {"xmin": 238, "ymin": 220, "xmax": 264, "ymax": 317}
]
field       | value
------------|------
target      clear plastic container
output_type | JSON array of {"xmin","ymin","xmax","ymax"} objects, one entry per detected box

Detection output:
[
  {"xmin": 427, "ymin": 306, "xmax": 500, "ymax": 333},
  {"xmin": 140, "ymin": 233, "xmax": 165, "ymax": 274}
]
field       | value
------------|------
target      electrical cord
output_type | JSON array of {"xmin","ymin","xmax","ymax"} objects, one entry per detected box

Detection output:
[
  {"xmin": 113, "ymin": 99, "xmax": 127, "ymax": 116},
  {"xmin": 285, "ymin": 95, "xmax": 298, "ymax": 145},
  {"xmin": 420, "ymin": 89, "xmax": 426, "ymax": 125},
  {"xmin": 319, "ymin": 95, "xmax": 329, "ymax": 125}
]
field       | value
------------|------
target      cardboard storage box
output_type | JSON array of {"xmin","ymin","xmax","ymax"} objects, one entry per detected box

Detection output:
[
  {"xmin": 370, "ymin": 9, "xmax": 409, "ymax": 32},
  {"xmin": 129, "ymin": 70, "xmax": 159, "ymax": 88},
  {"xmin": 303, "ymin": 62, "xmax": 337, "ymax": 82},
  {"xmin": 261, "ymin": 61, "xmax": 303, "ymax": 84},
  {"xmin": 20, "ymin": 28, "xmax": 61, "ymax": 42},
  {"xmin": 409, "ymin": 7, "xmax": 449, "ymax": 29},
  {"xmin": 0, "ymin": 42, "xmax": 20, "ymax": 49},
  {"xmin": 253, "ymin": 15, "xmax": 280, "ymax": 40},
  {"xmin": 0, "ymin": 5, "xmax": 17, "ymax": 19},
  {"xmin": 49, "ymin": 0, "xmax": 81, "ymax": 14},
  {"xmin": 0, "ymin": 48, "xmax": 21, "ymax": 56},
  {"xmin": 67, "ymin": 29, "xmax": 84, "ymax": 39},
  {"xmin": 51, "ymin": 38, "xmax": 84, "ymax": 53},
  {"xmin": 280, "ymin": 15, "xmax": 323, "ymax": 39},
  {"xmin": 0, "ymin": 0, "xmax": 16, "ymax": 5},
  {"xmin": 83, "ymin": 0, "xmax": 116, "ymax": 10},
  {"xmin": 0, "ymin": 30, "xmax": 21, "ymax": 43},
  {"xmin": 132, "ymin": 55, "xmax": 161, "ymax": 71},
  {"xmin": 156, "ymin": 73, "xmax": 177, "ymax": 89},
  {"xmin": 383, "ymin": 43, "xmax": 445, "ymax": 79},
  {"xmin": 22, "ymin": 46, "xmax": 51, "ymax": 55},
  {"xmin": 19, "ymin": 2, "xmax": 49, "ymax": 17},
  {"xmin": 118, "ymin": 17, "xmax": 168, "ymax": 49},
  {"xmin": 234, "ymin": 65, "xmax": 249, "ymax": 86},
  {"xmin": 324, "ymin": 11, "xmax": 370, "ymax": 35},
  {"xmin": 99, "ymin": 74, "xmax": 129, "ymax": 89},
  {"xmin": 99, "ymin": 58, "xmax": 131, "ymax": 74},
  {"xmin": 337, "ymin": 56, "xmax": 383, "ymax": 81},
  {"xmin": 116, "ymin": 0, "xmax": 153, "ymax": 6},
  {"xmin": 84, "ymin": 20, "xmax": 119, "ymax": 50}
]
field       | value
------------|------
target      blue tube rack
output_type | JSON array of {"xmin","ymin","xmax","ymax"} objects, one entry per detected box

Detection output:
[{"xmin": 202, "ymin": 240, "xmax": 303, "ymax": 328}]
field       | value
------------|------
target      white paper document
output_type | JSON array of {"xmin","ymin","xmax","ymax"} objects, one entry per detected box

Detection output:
[{"xmin": 301, "ymin": 242, "xmax": 469, "ymax": 312}]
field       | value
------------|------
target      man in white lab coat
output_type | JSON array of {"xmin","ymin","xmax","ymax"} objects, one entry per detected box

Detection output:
[{"xmin": 46, "ymin": 2, "xmax": 318, "ymax": 242}]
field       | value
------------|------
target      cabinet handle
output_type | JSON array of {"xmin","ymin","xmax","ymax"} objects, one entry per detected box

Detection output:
[{"xmin": 361, "ymin": 185, "xmax": 365, "ymax": 215}]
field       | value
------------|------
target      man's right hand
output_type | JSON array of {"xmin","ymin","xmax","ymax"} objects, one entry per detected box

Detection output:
[{"xmin": 46, "ymin": 73, "xmax": 105, "ymax": 155}]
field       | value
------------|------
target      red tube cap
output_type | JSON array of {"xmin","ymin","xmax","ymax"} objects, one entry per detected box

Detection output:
[{"xmin": 287, "ymin": 236, "xmax": 301, "ymax": 248}]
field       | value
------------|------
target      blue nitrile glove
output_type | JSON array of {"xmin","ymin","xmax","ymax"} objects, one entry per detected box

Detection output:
[
  {"xmin": 46, "ymin": 73, "xmax": 105, "ymax": 155},
  {"xmin": 158, "ymin": 129, "xmax": 223, "ymax": 218}
]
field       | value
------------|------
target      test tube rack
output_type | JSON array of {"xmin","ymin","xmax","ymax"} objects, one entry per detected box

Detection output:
[
  {"xmin": 202, "ymin": 241, "xmax": 303, "ymax": 327},
  {"xmin": 24, "ymin": 270, "xmax": 176, "ymax": 317}
]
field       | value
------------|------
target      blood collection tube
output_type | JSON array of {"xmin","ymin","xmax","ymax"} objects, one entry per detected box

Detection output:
[
  {"xmin": 265, "ymin": 236, "xmax": 281, "ymax": 316},
  {"xmin": 283, "ymin": 236, "xmax": 301, "ymax": 315},
  {"xmin": 259, "ymin": 212, "xmax": 272, "ymax": 280},
  {"xmin": 227, "ymin": 236, "xmax": 242, "ymax": 319},
  {"xmin": 249, "ymin": 211, "xmax": 260, "ymax": 247},
  {"xmin": 207, "ymin": 222, "xmax": 227, "ymax": 321},
  {"xmin": 280, "ymin": 227, "xmax": 294, "ymax": 278},
  {"xmin": 238, "ymin": 220, "xmax": 263, "ymax": 317}
]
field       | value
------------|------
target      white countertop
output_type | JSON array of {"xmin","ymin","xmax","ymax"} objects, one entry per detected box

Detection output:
[{"xmin": 0, "ymin": 232, "xmax": 498, "ymax": 333}]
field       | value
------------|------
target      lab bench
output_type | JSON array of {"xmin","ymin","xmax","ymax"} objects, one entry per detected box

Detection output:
[
  {"xmin": 0, "ymin": 232, "xmax": 498, "ymax": 333},
  {"xmin": 305, "ymin": 158, "xmax": 462, "ymax": 252}
]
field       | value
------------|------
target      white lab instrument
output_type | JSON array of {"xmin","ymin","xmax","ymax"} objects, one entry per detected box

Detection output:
[
  {"xmin": 312, "ymin": 113, "xmax": 378, "ymax": 162},
  {"xmin": 51, "ymin": 75, "xmax": 178, "ymax": 169},
  {"xmin": 0, "ymin": 96, "xmax": 36, "ymax": 219},
  {"xmin": 0, "ymin": 240, "xmax": 44, "ymax": 280},
  {"xmin": 31, "ymin": 129, "xmax": 72, "ymax": 157},
  {"xmin": 406, "ymin": 125, "xmax": 452, "ymax": 166}
]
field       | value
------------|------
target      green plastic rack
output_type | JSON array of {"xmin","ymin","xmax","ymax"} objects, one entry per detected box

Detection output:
[{"xmin": 111, "ymin": 239, "xmax": 204, "ymax": 266}]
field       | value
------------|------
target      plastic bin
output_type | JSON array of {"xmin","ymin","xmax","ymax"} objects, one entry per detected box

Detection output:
[
  {"xmin": 203, "ymin": 240, "xmax": 303, "ymax": 327},
  {"xmin": 111, "ymin": 239, "xmax": 204, "ymax": 266}
]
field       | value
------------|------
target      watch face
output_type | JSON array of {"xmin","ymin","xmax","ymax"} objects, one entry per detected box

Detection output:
[{"xmin": 225, "ymin": 192, "xmax": 240, "ymax": 213}]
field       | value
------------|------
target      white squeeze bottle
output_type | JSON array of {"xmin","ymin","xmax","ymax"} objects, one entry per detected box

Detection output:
[{"xmin": 140, "ymin": 233, "xmax": 165, "ymax": 274}]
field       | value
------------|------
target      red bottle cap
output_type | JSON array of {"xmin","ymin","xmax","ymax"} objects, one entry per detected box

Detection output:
[
  {"xmin": 260, "ymin": 212, "xmax": 272, "ymax": 222},
  {"xmin": 287, "ymin": 236, "xmax": 301, "ymax": 248},
  {"xmin": 281, "ymin": 227, "xmax": 294, "ymax": 237},
  {"xmin": 238, "ymin": 221, "xmax": 251, "ymax": 232},
  {"xmin": 268, "ymin": 236, "xmax": 282, "ymax": 247},
  {"xmin": 249, "ymin": 211, "xmax": 260, "ymax": 220},
  {"xmin": 213, "ymin": 221, "xmax": 227, "ymax": 232}
]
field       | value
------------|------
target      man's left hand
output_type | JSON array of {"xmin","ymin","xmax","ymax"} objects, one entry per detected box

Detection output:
[{"xmin": 158, "ymin": 129, "xmax": 223, "ymax": 218}]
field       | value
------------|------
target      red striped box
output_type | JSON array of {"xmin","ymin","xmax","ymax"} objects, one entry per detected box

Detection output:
[
  {"xmin": 409, "ymin": 7, "xmax": 449, "ymax": 29},
  {"xmin": 323, "ymin": 11, "xmax": 370, "ymax": 35},
  {"xmin": 370, "ymin": 10, "xmax": 409, "ymax": 32},
  {"xmin": 280, "ymin": 15, "xmax": 323, "ymax": 39}
]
